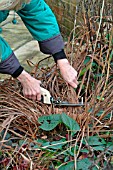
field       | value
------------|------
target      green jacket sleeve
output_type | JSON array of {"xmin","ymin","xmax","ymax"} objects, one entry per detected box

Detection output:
[
  {"xmin": 17, "ymin": 0, "xmax": 60, "ymax": 41},
  {"xmin": 0, "ymin": 10, "xmax": 9, "ymax": 23},
  {"xmin": 0, "ymin": 36, "xmax": 23, "ymax": 77},
  {"xmin": 0, "ymin": 11, "xmax": 12, "ymax": 61},
  {"xmin": 0, "ymin": 11, "xmax": 23, "ymax": 77},
  {"xmin": 17, "ymin": 0, "xmax": 66, "ymax": 61},
  {"xmin": 0, "ymin": 36, "xmax": 12, "ymax": 61},
  {"xmin": 0, "ymin": 10, "xmax": 11, "ymax": 61}
]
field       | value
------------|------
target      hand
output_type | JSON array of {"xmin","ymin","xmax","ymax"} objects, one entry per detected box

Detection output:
[
  {"xmin": 17, "ymin": 70, "xmax": 41, "ymax": 101},
  {"xmin": 57, "ymin": 59, "xmax": 78, "ymax": 88}
]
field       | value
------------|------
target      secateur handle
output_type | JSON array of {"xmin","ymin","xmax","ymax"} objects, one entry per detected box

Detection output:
[{"xmin": 40, "ymin": 87, "xmax": 52, "ymax": 104}]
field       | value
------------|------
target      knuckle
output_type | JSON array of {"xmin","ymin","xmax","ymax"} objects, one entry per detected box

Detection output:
[
  {"xmin": 68, "ymin": 78, "xmax": 74, "ymax": 83},
  {"xmin": 67, "ymin": 80, "xmax": 72, "ymax": 84},
  {"xmin": 32, "ymin": 92, "xmax": 37, "ymax": 96}
]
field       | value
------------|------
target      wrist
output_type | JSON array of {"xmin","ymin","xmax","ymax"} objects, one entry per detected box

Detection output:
[
  {"xmin": 57, "ymin": 58, "xmax": 69, "ymax": 67},
  {"xmin": 17, "ymin": 70, "xmax": 31, "ymax": 84},
  {"xmin": 53, "ymin": 49, "xmax": 67, "ymax": 63}
]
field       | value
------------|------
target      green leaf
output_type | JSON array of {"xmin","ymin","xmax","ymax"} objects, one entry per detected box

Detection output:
[
  {"xmin": 61, "ymin": 113, "xmax": 80, "ymax": 135},
  {"xmin": 88, "ymin": 108, "xmax": 93, "ymax": 113},
  {"xmin": 19, "ymin": 140, "xmax": 26, "ymax": 146},
  {"xmin": 96, "ymin": 110, "xmax": 104, "ymax": 116},
  {"xmin": 77, "ymin": 158, "xmax": 95, "ymax": 170},
  {"xmin": 38, "ymin": 114, "xmax": 62, "ymax": 131},
  {"xmin": 81, "ymin": 149, "xmax": 89, "ymax": 153},
  {"xmin": 92, "ymin": 61, "xmax": 98, "ymax": 67},
  {"xmin": 0, "ymin": 151, "xmax": 2, "ymax": 156},
  {"xmin": 79, "ymin": 67, "xmax": 88, "ymax": 77},
  {"xmin": 104, "ymin": 112, "xmax": 112, "ymax": 119},
  {"xmin": 97, "ymin": 96, "xmax": 104, "ymax": 101},
  {"xmin": 84, "ymin": 56, "xmax": 91, "ymax": 65},
  {"xmin": 84, "ymin": 136, "xmax": 106, "ymax": 146},
  {"xmin": 5, "ymin": 140, "xmax": 12, "ymax": 147},
  {"xmin": 49, "ymin": 139, "xmax": 66, "ymax": 150},
  {"xmin": 64, "ymin": 156, "xmax": 69, "ymax": 162},
  {"xmin": 106, "ymin": 142, "xmax": 113, "ymax": 151},
  {"xmin": 67, "ymin": 146, "xmax": 75, "ymax": 156},
  {"xmin": 39, "ymin": 120, "xmax": 60, "ymax": 131},
  {"xmin": 92, "ymin": 145, "xmax": 105, "ymax": 151},
  {"xmin": 110, "ymin": 50, "xmax": 113, "ymax": 60},
  {"xmin": 79, "ymin": 62, "xmax": 91, "ymax": 77},
  {"xmin": 35, "ymin": 139, "xmax": 66, "ymax": 151},
  {"xmin": 106, "ymin": 33, "xmax": 110, "ymax": 40},
  {"xmin": 42, "ymin": 142, "xmax": 50, "ymax": 147},
  {"xmin": 38, "ymin": 114, "xmax": 61, "ymax": 123},
  {"xmin": 94, "ymin": 73, "xmax": 104, "ymax": 78},
  {"xmin": 34, "ymin": 139, "xmax": 54, "ymax": 153},
  {"xmin": 58, "ymin": 161, "xmax": 74, "ymax": 170},
  {"xmin": 4, "ymin": 132, "xmax": 11, "ymax": 140},
  {"xmin": 35, "ymin": 139, "xmax": 50, "ymax": 147},
  {"xmin": 33, "ymin": 145, "xmax": 40, "ymax": 149}
]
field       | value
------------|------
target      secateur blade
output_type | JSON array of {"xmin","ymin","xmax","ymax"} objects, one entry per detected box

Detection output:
[{"xmin": 50, "ymin": 97, "xmax": 84, "ymax": 107}]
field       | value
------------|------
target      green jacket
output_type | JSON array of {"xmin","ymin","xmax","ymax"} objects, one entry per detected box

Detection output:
[{"xmin": 0, "ymin": 0, "xmax": 66, "ymax": 77}]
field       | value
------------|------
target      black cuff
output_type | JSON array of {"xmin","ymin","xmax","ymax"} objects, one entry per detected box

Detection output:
[
  {"xmin": 39, "ymin": 34, "xmax": 65, "ymax": 55},
  {"xmin": 12, "ymin": 66, "xmax": 24, "ymax": 78},
  {"xmin": 52, "ymin": 49, "xmax": 67, "ymax": 63}
]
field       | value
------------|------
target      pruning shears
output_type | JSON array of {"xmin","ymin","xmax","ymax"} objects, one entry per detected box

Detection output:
[{"xmin": 40, "ymin": 87, "xmax": 84, "ymax": 107}]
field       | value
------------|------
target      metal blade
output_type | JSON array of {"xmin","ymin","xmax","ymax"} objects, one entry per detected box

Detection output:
[
  {"xmin": 52, "ymin": 98, "xmax": 85, "ymax": 107},
  {"xmin": 54, "ymin": 102, "xmax": 84, "ymax": 107}
]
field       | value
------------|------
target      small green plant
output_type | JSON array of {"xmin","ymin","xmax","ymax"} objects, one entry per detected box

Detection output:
[
  {"xmin": 38, "ymin": 113, "xmax": 80, "ymax": 135},
  {"xmin": 37, "ymin": 114, "xmax": 113, "ymax": 169}
]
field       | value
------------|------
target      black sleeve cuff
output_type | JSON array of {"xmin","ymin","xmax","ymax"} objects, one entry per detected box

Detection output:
[
  {"xmin": 0, "ymin": 52, "xmax": 23, "ymax": 76},
  {"xmin": 11, "ymin": 66, "xmax": 24, "ymax": 78},
  {"xmin": 52, "ymin": 49, "xmax": 67, "ymax": 63},
  {"xmin": 38, "ymin": 34, "xmax": 65, "ymax": 55}
]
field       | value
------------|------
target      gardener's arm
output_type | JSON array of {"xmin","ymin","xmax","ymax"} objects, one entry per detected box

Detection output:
[
  {"xmin": 0, "ymin": 36, "xmax": 42, "ymax": 101},
  {"xmin": 17, "ymin": 0, "xmax": 78, "ymax": 88},
  {"xmin": 0, "ymin": 9, "xmax": 42, "ymax": 100}
]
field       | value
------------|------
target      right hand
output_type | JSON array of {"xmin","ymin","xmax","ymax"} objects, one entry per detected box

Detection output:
[
  {"xmin": 17, "ymin": 70, "xmax": 41, "ymax": 101},
  {"xmin": 57, "ymin": 59, "xmax": 78, "ymax": 88}
]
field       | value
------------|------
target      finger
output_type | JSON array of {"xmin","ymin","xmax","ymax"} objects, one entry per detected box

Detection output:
[
  {"xmin": 31, "ymin": 94, "xmax": 37, "ymax": 101},
  {"xmin": 74, "ymin": 71, "xmax": 78, "ymax": 77},
  {"xmin": 25, "ymin": 94, "xmax": 32, "ymax": 100},
  {"xmin": 73, "ymin": 77, "xmax": 79, "ymax": 85},
  {"xmin": 38, "ymin": 80, "xmax": 41, "ymax": 85},
  {"xmin": 30, "ymin": 89, "xmax": 40, "ymax": 101},
  {"xmin": 69, "ymin": 81, "xmax": 78, "ymax": 88},
  {"xmin": 36, "ymin": 92, "xmax": 41, "ymax": 101},
  {"xmin": 24, "ymin": 90, "xmax": 32, "ymax": 100}
]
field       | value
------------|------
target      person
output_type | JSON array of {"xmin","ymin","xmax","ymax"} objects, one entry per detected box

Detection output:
[{"xmin": 0, "ymin": 0, "xmax": 78, "ymax": 101}]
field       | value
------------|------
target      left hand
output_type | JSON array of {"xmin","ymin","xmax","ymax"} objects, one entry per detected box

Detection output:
[
  {"xmin": 17, "ymin": 70, "xmax": 41, "ymax": 101},
  {"xmin": 57, "ymin": 59, "xmax": 78, "ymax": 88}
]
